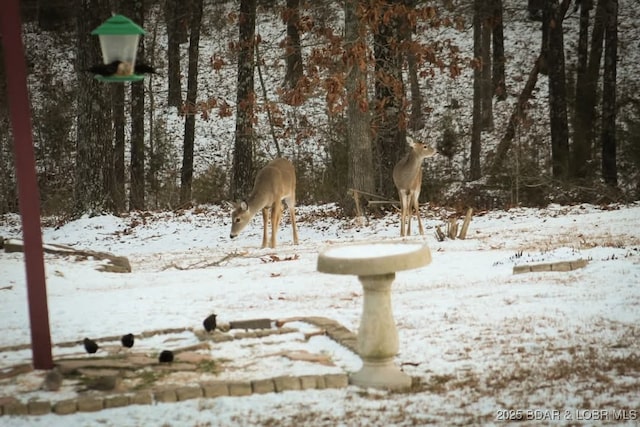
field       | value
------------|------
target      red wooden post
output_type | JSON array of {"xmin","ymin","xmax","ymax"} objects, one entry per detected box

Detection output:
[{"xmin": 1, "ymin": 0, "xmax": 53, "ymax": 369}]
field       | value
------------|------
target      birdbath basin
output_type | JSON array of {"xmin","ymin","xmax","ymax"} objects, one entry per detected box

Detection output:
[{"xmin": 317, "ymin": 242, "xmax": 431, "ymax": 390}]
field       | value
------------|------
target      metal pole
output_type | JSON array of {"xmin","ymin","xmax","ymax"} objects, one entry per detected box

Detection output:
[{"xmin": 1, "ymin": 0, "xmax": 54, "ymax": 369}]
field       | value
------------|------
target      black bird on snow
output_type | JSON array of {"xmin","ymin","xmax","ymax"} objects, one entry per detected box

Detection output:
[
  {"xmin": 203, "ymin": 313, "xmax": 217, "ymax": 332},
  {"xmin": 83, "ymin": 337, "xmax": 99, "ymax": 354},
  {"xmin": 158, "ymin": 350, "xmax": 174, "ymax": 363},
  {"xmin": 121, "ymin": 333, "xmax": 135, "ymax": 348}
]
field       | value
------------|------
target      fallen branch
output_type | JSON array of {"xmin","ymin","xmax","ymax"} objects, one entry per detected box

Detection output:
[
  {"xmin": 163, "ymin": 250, "xmax": 247, "ymax": 270},
  {"xmin": 3, "ymin": 238, "xmax": 131, "ymax": 273}
]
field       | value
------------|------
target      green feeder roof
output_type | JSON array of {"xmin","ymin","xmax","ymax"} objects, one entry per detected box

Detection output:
[{"xmin": 91, "ymin": 14, "xmax": 145, "ymax": 35}]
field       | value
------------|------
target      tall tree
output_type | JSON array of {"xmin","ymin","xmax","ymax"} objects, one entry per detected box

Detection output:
[
  {"xmin": 571, "ymin": 0, "xmax": 594, "ymax": 178},
  {"xmin": 111, "ymin": 84, "xmax": 126, "ymax": 212},
  {"xmin": 582, "ymin": 0, "xmax": 606, "ymax": 162},
  {"xmin": 480, "ymin": 2, "xmax": 493, "ymax": 130},
  {"xmin": 545, "ymin": 0, "xmax": 570, "ymax": 179},
  {"xmin": 470, "ymin": 0, "xmax": 482, "ymax": 180},
  {"xmin": 180, "ymin": 0, "xmax": 204, "ymax": 204},
  {"xmin": 400, "ymin": 0, "xmax": 424, "ymax": 132},
  {"xmin": 165, "ymin": 0, "xmax": 183, "ymax": 108},
  {"xmin": 470, "ymin": 0, "xmax": 496, "ymax": 180},
  {"xmin": 344, "ymin": 0, "xmax": 375, "ymax": 213},
  {"xmin": 372, "ymin": 0, "xmax": 406, "ymax": 199},
  {"xmin": 74, "ymin": 0, "xmax": 112, "ymax": 215},
  {"xmin": 109, "ymin": 0, "xmax": 126, "ymax": 212},
  {"xmin": 0, "ymin": 43, "xmax": 18, "ymax": 213},
  {"xmin": 129, "ymin": 0, "xmax": 145, "ymax": 210},
  {"xmin": 601, "ymin": 0, "xmax": 617, "ymax": 185},
  {"xmin": 491, "ymin": 0, "xmax": 506, "ymax": 101},
  {"xmin": 283, "ymin": 0, "xmax": 303, "ymax": 89},
  {"xmin": 37, "ymin": 0, "xmax": 74, "ymax": 31},
  {"xmin": 231, "ymin": 0, "xmax": 257, "ymax": 199}
]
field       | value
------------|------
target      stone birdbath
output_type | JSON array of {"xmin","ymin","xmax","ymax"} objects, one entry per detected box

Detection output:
[{"xmin": 317, "ymin": 242, "xmax": 431, "ymax": 390}]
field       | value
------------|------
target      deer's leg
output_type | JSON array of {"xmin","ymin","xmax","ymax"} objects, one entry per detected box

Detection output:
[
  {"xmin": 413, "ymin": 190, "xmax": 424, "ymax": 235},
  {"xmin": 261, "ymin": 207, "xmax": 269, "ymax": 248},
  {"xmin": 398, "ymin": 191, "xmax": 404, "ymax": 236},
  {"xmin": 399, "ymin": 191, "xmax": 408, "ymax": 237},
  {"xmin": 270, "ymin": 202, "xmax": 282, "ymax": 248},
  {"xmin": 285, "ymin": 197, "xmax": 299, "ymax": 245},
  {"xmin": 406, "ymin": 191, "xmax": 413, "ymax": 236}
]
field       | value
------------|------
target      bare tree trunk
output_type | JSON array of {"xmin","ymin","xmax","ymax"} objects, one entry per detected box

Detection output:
[
  {"xmin": 37, "ymin": 0, "xmax": 74, "ymax": 31},
  {"xmin": 0, "ymin": 46, "xmax": 17, "ymax": 213},
  {"xmin": 345, "ymin": 0, "xmax": 375, "ymax": 215},
  {"xmin": 470, "ymin": 0, "xmax": 482, "ymax": 180},
  {"xmin": 480, "ymin": 4, "xmax": 493, "ymax": 130},
  {"xmin": 399, "ymin": 0, "xmax": 424, "ymax": 132},
  {"xmin": 492, "ymin": 0, "xmax": 506, "ymax": 101},
  {"xmin": 490, "ymin": 0, "xmax": 571, "ymax": 178},
  {"xmin": 601, "ymin": 0, "xmax": 617, "ymax": 186},
  {"xmin": 180, "ymin": 0, "xmax": 203, "ymax": 205},
  {"xmin": 406, "ymin": 45, "xmax": 424, "ymax": 132},
  {"xmin": 539, "ymin": 1, "xmax": 550, "ymax": 75},
  {"xmin": 255, "ymin": 41, "xmax": 282, "ymax": 156},
  {"xmin": 129, "ymin": 0, "xmax": 145, "ymax": 210},
  {"xmin": 231, "ymin": 0, "xmax": 257, "ymax": 200},
  {"xmin": 111, "ymin": 85, "xmax": 125, "ymax": 212},
  {"xmin": 582, "ymin": 0, "xmax": 607, "ymax": 165},
  {"xmin": 74, "ymin": 0, "xmax": 112, "ymax": 215},
  {"xmin": 108, "ymin": 0, "xmax": 125, "ymax": 213},
  {"xmin": 283, "ymin": 0, "xmax": 303, "ymax": 89},
  {"xmin": 373, "ymin": 0, "xmax": 406, "ymax": 199},
  {"xmin": 165, "ymin": 0, "xmax": 183, "ymax": 108},
  {"xmin": 490, "ymin": 57, "xmax": 542, "ymax": 176},
  {"xmin": 546, "ymin": 0, "xmax": 570, "ymax": 179},
  {"xmin": 571, "ymin": 0, "xmax": 593, "ymax": 178},
  {"xmin": 146, "ymin": 18, "xmax": 159, "ymax": 208}
]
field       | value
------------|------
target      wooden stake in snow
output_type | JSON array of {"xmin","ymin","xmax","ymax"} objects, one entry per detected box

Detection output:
[
  {"xmin": 458, "ymin": 208, "xmax": 473, "ymax": 239},
  {"xmin": 434, "ymin": 208, "xmax": 473, "ymax": 241}
]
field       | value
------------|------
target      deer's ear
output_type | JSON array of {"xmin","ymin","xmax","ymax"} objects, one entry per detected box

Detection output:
[
  {"xmin": 240, "ymin": 201, "xmax": 248, "ymax": 211},
  {"xmin": 406, "ymin": 135, "xmax": 416, "ymax": 146}
]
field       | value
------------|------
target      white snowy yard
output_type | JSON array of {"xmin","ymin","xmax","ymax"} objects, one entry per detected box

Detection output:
[{"xmin": 1, "ymin": 203, "xmax": 639, "ymax": 426}]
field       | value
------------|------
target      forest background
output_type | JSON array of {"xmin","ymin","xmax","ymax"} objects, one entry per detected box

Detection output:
[{"xmin": 0, "ymin": 0, "xmax": 638, "ymax": 219}]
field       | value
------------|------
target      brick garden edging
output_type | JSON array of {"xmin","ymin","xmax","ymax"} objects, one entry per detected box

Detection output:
[
  {"xmin": 512, "ymin": 258, "xmax": 588, "ymax": 274},
  {"xmin": 0, "ymin": 316, "xmax": 358, "ymax": 417},
  {"xmin": 0, "ymin": 373, "xmax": 349, "ymax": 416}
]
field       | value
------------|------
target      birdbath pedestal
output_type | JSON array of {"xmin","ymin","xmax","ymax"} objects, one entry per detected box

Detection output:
[{"xmin": 317, "ymin": 242, "xmax": 431, "ymax": 390}]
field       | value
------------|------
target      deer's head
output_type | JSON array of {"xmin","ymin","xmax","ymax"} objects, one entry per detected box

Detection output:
[{"xmin": 229, "ymin": 201, "xmax": 252, "ymax": 238}]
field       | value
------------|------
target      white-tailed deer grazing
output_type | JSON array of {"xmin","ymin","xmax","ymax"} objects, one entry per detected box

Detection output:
[
  {"xmin": 392, "ymin": 136, "xmax": 437, "ymax": 237},
  {"xmin": 229, "ymin": 158, "xmax": 299, "ymax": 248}
]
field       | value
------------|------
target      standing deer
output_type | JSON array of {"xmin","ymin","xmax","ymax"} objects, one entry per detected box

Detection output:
[
  {"xmin": 392, "ymin": 136, "xmax": 437, "ymax": 236},
  {"xmin": 229, "ymin": 158, "xmax": 299, "ymax": 248}
]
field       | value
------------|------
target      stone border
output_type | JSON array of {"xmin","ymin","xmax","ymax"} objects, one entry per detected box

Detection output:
[
  {"xmin": 512, "ymin": 259, "xmax": 588, "ymax": 274},
  {"xmin": 0, "ymin": 374, "xmax": 349, "ymax": 416},
  {"xmin": 297, "ymin": 316, "xmax": 358, "ymax": 354},
  {"xmin": 0, "ymin": 316, "xmax": 359, "ymax": 417}
]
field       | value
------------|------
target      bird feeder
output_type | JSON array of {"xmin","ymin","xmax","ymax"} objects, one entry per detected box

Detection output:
[{"xmin": 91, "ymin": 14, "xmax": 145, "ymax": 82}]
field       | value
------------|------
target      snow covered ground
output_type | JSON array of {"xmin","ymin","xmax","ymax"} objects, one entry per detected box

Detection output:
[{"xmin": 1, "ymin": 202, "xmax": 639, "ymax": 426}]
